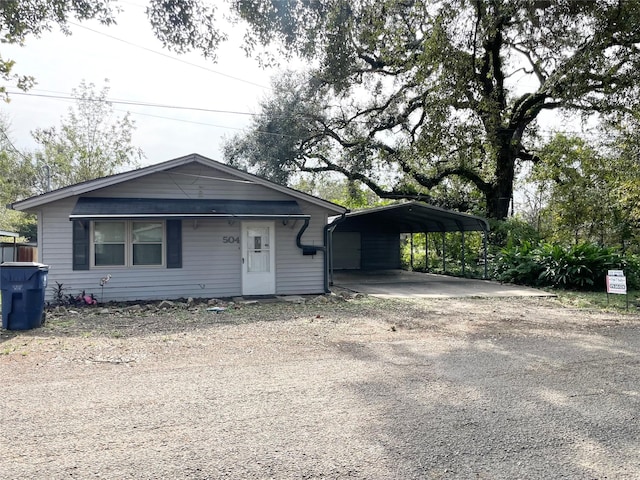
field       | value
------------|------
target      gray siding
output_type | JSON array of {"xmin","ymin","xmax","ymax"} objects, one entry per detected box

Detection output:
[
  {"xmin": 87, "ymin": 163, "xmax": 289, "ymax": 201},
  {"xmin": 37, "ymin": 164, "xmax": 330, "ymax": 301},
  {"xmin": 275, "ymin": 204, "xmax": 327, "ymax": 295}
]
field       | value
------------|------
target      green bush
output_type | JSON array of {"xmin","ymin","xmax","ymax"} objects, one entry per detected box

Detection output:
[
  {"xmin": 620, "ymin": 254, "xmax": 640, "ymax": 290},
  {"xmin": 493, "ymin": 242, "xmax": 637, "ymax": 291},
  {"xmin": 492, "ymin": 241, "xmax": 542, "ymax": 285}
]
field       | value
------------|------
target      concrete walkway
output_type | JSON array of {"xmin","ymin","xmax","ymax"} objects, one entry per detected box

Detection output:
[{"xmin": 332, "ymin": 269, "xmax": 554, "ymax": 299}]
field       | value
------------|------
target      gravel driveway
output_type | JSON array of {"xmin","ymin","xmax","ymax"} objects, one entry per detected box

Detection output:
[{"xmin": 1, "ymin": 295, "xmax": 639, "ymax": 479}]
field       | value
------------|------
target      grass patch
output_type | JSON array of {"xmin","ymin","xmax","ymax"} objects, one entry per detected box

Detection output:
[
  {"xmin": 1, "ymin": 345, "xmax": 17, "ymax": 355},
  {"xmin": 554, "ymin": 289, "xmax": 639, "ymax": 311},
  {"xmin": 47, "ymin": 318, "xmax": 78, "ymax": 329}
]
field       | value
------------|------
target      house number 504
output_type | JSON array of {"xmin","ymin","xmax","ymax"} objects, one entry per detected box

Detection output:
[{"xmin": 223, "ymin": 236, "xmax": 240, "ymax": 244}]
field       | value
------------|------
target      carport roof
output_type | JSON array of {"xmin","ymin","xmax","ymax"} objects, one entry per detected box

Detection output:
[{"xmin": 333, "ymin": 201, "xmax": 489, "ymax": 233}]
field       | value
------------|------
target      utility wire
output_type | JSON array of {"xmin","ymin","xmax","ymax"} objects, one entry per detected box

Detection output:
[
  {"xmin": 5, "ymin": 89, "xmax": 316, "ymax": 138},
  {"xmin": 3, "ymin": 88, "xmax": 298, "ymax": 138},
  {"xmin": 5, "ymin": 89, "xmax": 608, "ymax": 139},
  {"xmin": 6, "ymin": 87, "xmax": 604, "ymax": 143},
  {"xmin": 0, "ymin": 128, "xmax": 31, "ymax": 161},
  {"xmin": 67, "ymin": 21, "xmax": 271, "ymax": 90},
  {"xmin": 113, "ymin": 107, "xmax": 297, "ymax": 140},
  {"xmin": 5, "ymin": 90, "xmax": 260, "ymax": 117}
]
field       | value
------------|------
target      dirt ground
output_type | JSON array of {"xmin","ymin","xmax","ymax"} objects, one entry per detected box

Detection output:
[{"xmin": 1, "ymin": 294, "xmax": 639, "ymax": 479}]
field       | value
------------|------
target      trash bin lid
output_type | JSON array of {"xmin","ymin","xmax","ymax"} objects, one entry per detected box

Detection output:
[{"xmin": 0, "ymin": 262, "xmax": 49, "ymax": 269}]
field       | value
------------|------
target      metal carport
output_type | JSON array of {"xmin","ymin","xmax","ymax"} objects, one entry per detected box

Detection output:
[{"xmin": 328, "ymin": 201, "xmax": 490, "ymax": 282}]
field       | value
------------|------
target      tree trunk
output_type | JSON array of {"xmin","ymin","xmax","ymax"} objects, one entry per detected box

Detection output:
[{"xmin": 486, "ymin": 134, "xmax": 516, "ymax": 220}]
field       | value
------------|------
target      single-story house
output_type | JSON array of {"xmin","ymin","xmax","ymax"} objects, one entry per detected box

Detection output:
[{"xmin": 10, "ymin": 154, "xmax": 347, "ymax": 302}]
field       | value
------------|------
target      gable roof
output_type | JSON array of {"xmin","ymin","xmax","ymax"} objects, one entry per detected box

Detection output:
[
  {"xmin": 11, "ymin": 153, "xmax": 347, "ymax": 214},
  {"xmin": 333, "ymin": 201, "xmax": 489, "ymax": 233}
]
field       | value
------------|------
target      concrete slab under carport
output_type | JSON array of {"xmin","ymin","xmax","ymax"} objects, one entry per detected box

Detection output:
[{"xmin": 332, "ymin": 269, "xmax": 554, "ymax": 298}]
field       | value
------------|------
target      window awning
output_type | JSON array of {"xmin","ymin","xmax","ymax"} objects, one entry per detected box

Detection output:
[{"xmin": 69, "ymin": 197, "xmax": 309, "ymax": 220}]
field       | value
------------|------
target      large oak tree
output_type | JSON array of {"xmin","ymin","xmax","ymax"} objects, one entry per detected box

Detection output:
[
  {"xmin": 222, "ymin": 0, "xmax": 640, "ymax": 219},
  {"xmin": 4, "ymin": 1, "xmax": 640, "ymax": 219}
]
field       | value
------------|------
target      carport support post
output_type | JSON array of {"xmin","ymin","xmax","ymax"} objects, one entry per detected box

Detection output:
[
  {"xmin": 483, "ymin": 231, "xmax": 488, "ymax": 279},
  {"xmin": 425, "ymin": 232, "xmax": 429, "ymax": 272},
  {"xmin": 410, "ymin": 233, "xmax": 414, "ymax": 270},
  {"xmin": 442, "ymin": 231, "xmax": 446, "ymax": 273},
  {"xmin": 461, "ymin": 230, "xmax": 466, "ymax": 276}
]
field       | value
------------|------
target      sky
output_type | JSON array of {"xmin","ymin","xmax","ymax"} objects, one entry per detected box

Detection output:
[
  {"xmin": 0, "ymin": 1, "xmax": 595, "ymax": 217},
  {"xmin": 0, "ymin": 1, "xmax": 279, "ymax": 167}
]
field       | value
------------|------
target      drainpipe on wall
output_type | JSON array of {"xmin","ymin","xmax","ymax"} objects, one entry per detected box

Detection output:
[
  {"xmin": 295, "ymin": 211, "xmax": 348, "ymax": 294},
  {"xmin": 295, "ymin": 217, "xmax": 321, "ymax": 256},
  {"xmin": 324, "ymin": 212, "xmax": 348, "ymax": 293}
]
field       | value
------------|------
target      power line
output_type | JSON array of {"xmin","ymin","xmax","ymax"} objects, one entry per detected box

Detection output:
[
  {"xmin": 0, "ymin": 128, "xmax": 30, "ymax": 161},
  {"xmin": 10, "ymin": 88, "xmax": 608, "ymax": 139},
  {"xmin": 114, "ymin": 107, "xmax": 248, "ymax": 130},
  {"xmin": 67, "ymin": 20, "xmax": 271, "ymax": 90},
  {"xmin": 116, "ymin": 107, "xmax": 297, "ymax": 140},
  {"xmin": 2, "ymin": 89, "xmax": 295, "ymax": 139},
  {"xmin": 5, "ymin": 88, "xmax": 317, "ymax": 137},
  {"xmin": 5, "ymin": 90, "xmax": 260, "ymax": 117}
]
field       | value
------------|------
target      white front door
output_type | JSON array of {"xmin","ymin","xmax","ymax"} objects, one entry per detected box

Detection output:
[{"xmin": 241, "ymin": 221, "xmax": 276, "ymax": 295}]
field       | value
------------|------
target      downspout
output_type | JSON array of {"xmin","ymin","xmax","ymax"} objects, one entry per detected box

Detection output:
[
  {"xmin": 295, "ymin": 217, "xmax": 321, "ymax": 255},
  {"xmin": 294, "ymin": 217, "xmax": 327, "ymax": 294},
  {"xmin": 325, "ymin": 212, "xmax": 348, "ymax": 292},
  {"xmin": 296, "ymin": 212, "xmax": 348, "ymax": 293}
]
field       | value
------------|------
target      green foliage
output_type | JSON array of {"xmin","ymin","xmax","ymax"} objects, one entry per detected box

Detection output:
[
  {"xmin": 488, "ymin": 218, "xmax": 542, "ymax": 251},
  {"xmin": 147, "ymin": 0, "xmax": 226, "ymax": 61},
  {"xmin": 0, "ymin": 1, "xmax": 117, "ymax": 98},
  {"xmin": 222, "ymin": 0, "xmax": 640, "ymax": 219},
  {"xmin": 31, "ymin": 80, "xmax": 143, "ymax": 191},
  {"xmin": 0, "ymin": 117, "xmax": 38, "ymax": 238},
  {"xmin": 604, "ymin": 109, "xmax": 640, "ymax": 248},
  {"xmin": 224, "ymin": 71, "xmax": 325, "ymax": 186},
  {"xmin": 554, "ymin": 289, "xmax": 639, "ymax": 312},
  {"xmin": 292, "ymin": 175, "xmax": 385, "ymax": 209},
  {"xmin": 491, "ymin": 241, "xmax": 541, "ymax": 286},
  {"xmin": 528, "ymin": 133, "xmax": 637, "ymax": 249},
  {"xmin": 401, "ymin": 231, "xmax": 486, "ymax": 279},
  {"xmin": 493, "ymin": 242, "xmax": 639, "ymax": 291}
]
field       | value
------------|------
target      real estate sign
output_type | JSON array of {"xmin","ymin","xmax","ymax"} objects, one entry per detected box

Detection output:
[{"xmin": 606, "ymin": 270, "xmax": 627, "ymax": 295}]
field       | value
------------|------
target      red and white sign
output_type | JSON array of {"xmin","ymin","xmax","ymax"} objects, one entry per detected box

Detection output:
[{"xmin": 606, "ymin": 271, "xmax": 627, "ymax": 295}]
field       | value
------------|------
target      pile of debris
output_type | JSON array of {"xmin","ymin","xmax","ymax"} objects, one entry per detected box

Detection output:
[{"xmin": 45, "ymin": 291, "xmax": 364, "ymax": 318}]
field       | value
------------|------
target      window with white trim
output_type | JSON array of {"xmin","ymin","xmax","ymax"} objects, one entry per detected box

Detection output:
[{"xmin": 92, "ymin": 221, "xmax": 164, "ymax": 267}]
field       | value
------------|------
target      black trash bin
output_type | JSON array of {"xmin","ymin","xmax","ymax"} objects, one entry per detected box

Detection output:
[{"xmin": 1, "ymin": 262, "xmax": 49, "ymax": 330}]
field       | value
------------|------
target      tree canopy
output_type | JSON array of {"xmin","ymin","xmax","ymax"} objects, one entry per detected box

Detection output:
[
  {"xmin": 0, "ymin": 81, "xmax": 142, "ymax": 239},
  {"xmin": 221, "ymin": 0, "xmax": 640, "ymax": 219},
  {"xmin": 0, "ymin": 1, "xmax": 115, "ymax": 98},
  {"xmin": 4, "ymin": 1, "xmax": 640, "ymax": 221},
  {"xmin": 0, "ymin": 0, "xmax": 223, "ymax": 98},
  {"xmin": 0, "ymin": 116, "xmax": 38, "ymax": 238},
  {"xmin": 31, "ymin": 80, "xmax": 143, "ymax": 191}
]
